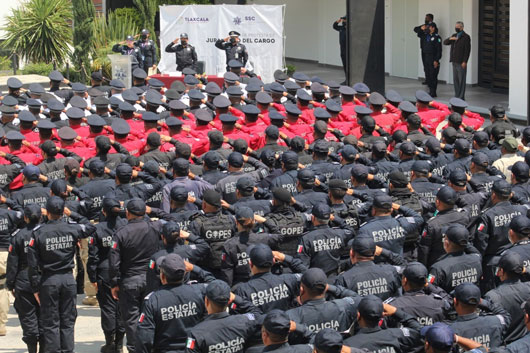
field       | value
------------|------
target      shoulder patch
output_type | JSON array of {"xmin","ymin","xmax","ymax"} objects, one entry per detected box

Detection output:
[
  {"xmin": 401, "ymin": 327, "xmax": 411, "ymax": 337},
  {"xmin": 405, "ymin": 217, "xmax": 416, "ymax": 223},
  {"xmin": 144, "ymin": 292, "xmax": 153, "ymax": 301},
  {"xmin": 244, "ymin": 313, "xmax": 255, "ymax": 321},
  {"xmin": 11, "ymin": 229, "xmax": 20, "ymax": 237},
  {"xmin": 186, "ymin": 338, "xmax": 196, "ymax": 349}
]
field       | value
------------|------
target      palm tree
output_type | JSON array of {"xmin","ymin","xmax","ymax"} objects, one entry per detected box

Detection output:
[{"xmin": 1, "ymin": 0, "xmax": 72, "ymax": 68}]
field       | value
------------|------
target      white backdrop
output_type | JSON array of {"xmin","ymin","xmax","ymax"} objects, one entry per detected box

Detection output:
[{"xmin": 159, "ymin": 4, "xmax": 285, "ymax": 83}]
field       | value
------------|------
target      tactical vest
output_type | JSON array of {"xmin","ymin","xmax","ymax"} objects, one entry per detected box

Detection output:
[
  {"xmin": 266, "ymin": 209, "xmax": 306, "ymax": 256},
  {"xmin": 194, "ymin": 213, "xmax": 234, "ymax": 269}
]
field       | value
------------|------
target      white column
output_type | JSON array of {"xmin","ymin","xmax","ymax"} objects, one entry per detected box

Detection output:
[{"xmin": 509, "ymin": 0, "xmax": 528, "ymax": 116}]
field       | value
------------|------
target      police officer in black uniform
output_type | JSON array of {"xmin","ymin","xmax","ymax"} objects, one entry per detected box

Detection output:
[
  {"xmin": 428, "ymin": 224, "xmax": 482, "ymax": 293},
  {"xmin": 86, "ymin": 197, "xmax": 127, "ymax": 353},
  {"xmin": 448, "ymin": 169, "xmax": 489, "ymax": 224},
  {"xmin": 215, "ymin": 31, "xmax": 248, "ymax": 71},
  {"xmin": 136, "ymin": 29, "xmax": 157, "ymax": 73},
  {"xmin": 11, "ymin": 165, "xmax": 50, "ymax": 208},
  {"xmin": 510, "ymin": 162, "xmax": 530, "ymax": 202},
  {"xmin": 294, "ymin": 169, "xmax": 328, "ymax": 211},
  {"xmin": 333, "ymin": 16, "xmax": 348, "ymax": 80},
  {"xmin": 27, "ymin": 196, "xmax": 96, "ymax": 353},
  {"xmin": 221, "ymin": 207, "xmax": 284, "ymax": 287},
  {"xmin": 296, "ymin": 204, "xmax": 352, "ymax": 276},
  {"xmin": 485, "ymin": 252, "xmax": 530, "ymax": 344},
  {"xmin": 343, "ymin": 295, "xmax": 422, "ymax": 352},
  {"xmin": 286, "ymin": 268, "xmax": 359, "ymax": 343},
  {"xmin": 410, "ymin": 160, "xmax": 443, "ymax": 204},
  {"xmin": 6, "ymin": 204, "xmax": 40, "ymax": 353},
  {"xmin": 108, "ymin": 198, "xmax": 167, "ymax": 353},
  {"xmin": 504, "ymin": 216, "xmax": 530, "ymax": 273},
  {"xmin": 387, "ymin": 262, "xmax": 450, "ymax": 333},
  {"xmin": 269, "ymin": 151, "xmax": 300, "ymax": 195},
  {"xmin": 136, "ymin": 253, "xmax": 215, "ymax": 353},
  {"xmin": 188, "ymin": 189, "xmax": 237, "ymax": 278},
  {"xmin": 334, "ymin": 235, "xmax": 401, "ymax": 301},
  {"xmin": 469, "ymin": 152, "xmax": 504, "ymax": 194},
  {"xmin": 418, "ymin": 186, "xmax": 470, "ymax": 268},
  {"xmin": 184, "ymin": 280, "xmax": 262, "ymax": 353},
  {"xmin": 0, "ymin": 148, "xmax": 26, "ymax": 192},
  {"xmin": 260, "ymin": 310, "xmax": 313, "ymax": 353},
  {"xmin": 112, "ymin": 35, "xmax": 143, "ymax": 73},
  {"xmin": 230, "ymin": 177, "xmax": 271, "ymax": 217},
  {"xmin": 420, "ymin": 23, "xmax": 442, "ymax": 97},
  {"xmin": 78, "ymin": 159, "xmax": 116, "ymax": 221},
  {"xmin": 165, "ymin": 33, "xmax": 198, "ymax": 72}
]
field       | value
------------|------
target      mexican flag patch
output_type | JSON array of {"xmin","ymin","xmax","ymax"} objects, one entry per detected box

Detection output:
[
  {"xmin": 89, "ymin": 237, "xmax": 94, "ymax": 245},
  {"xmin": 297, "ymin": 245, "xmax": 304, "ymax": 253},
  {"xmin": 186, "ymin": 338, "xmax": 196, "ymax": 349},
  {"xmin": 111, "ymin": 241, "xmax": 118, "ymax": 249},
  {"xmin": 138, "ymin": 313, "xmax": 145, "ymax": 323},
  {"xmin": 427, "ymin": 274, "xmax": 435, "ymax": 284},
  {"xmin": 149, "ymin": 260, "xmax": 155, "ymax": 269},
  {"xmin": 28, "ymin": 238, "xmax": 34, "ymax": 247},
  {"xmin": 8, "ymin": 244, "xmax": 13, "ymax": 252},
  {"xmin": 478, "ymin": 224, "xmax": 485, "ymax": 231}
]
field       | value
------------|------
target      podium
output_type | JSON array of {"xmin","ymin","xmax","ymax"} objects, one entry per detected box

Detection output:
[{"xmin": 108, "ymin": 54, "xmax": 132, "ymax": 88}]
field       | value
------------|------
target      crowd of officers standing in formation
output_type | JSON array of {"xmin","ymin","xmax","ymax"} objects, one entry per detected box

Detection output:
[{"xmin": 1, "ymin": 62, "xmax": 530, "ymax": 353}]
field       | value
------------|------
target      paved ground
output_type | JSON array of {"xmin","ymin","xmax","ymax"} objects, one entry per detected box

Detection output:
[{"xmin": 3, "ymin": 293, "xmax": 107, "ymax": 353}]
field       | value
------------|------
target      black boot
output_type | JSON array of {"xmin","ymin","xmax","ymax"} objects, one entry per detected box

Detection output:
[
  {"xmin": 27, "ymin": 342, "xmax": 38, "ymax": 353},
  {"xmin": 100, "ymin": 331, "xmax": 115, "ymax": 353},
  {"xmin": 115, "ymin": 331, "xmax": 125, "ymax": 353}
]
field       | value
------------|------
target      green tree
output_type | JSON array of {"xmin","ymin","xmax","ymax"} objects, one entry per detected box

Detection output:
[
  {"xmin": 133, "ymin": 0, "xmax": 157, "ymax": 38},
  {"xmin": 1, "ymin": 0, "xmax": 72, "ymax": 68},
  {"xmin": 72, "ymin": 0, "xmax": 96, "ymax": 81}
]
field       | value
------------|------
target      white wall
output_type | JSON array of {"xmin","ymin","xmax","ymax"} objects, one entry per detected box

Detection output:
[
  {"xmin": 509, "ymin": 0, "xmax": 528, "ymax": 116},
  {"xmin": 249, "ymin": 0, "xmax": 345, "ymax": 66}
]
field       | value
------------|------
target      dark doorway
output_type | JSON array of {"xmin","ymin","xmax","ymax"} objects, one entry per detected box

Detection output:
[{"xmin": 478, "ymin": 0, "xmax": 510, "ymax": 93}]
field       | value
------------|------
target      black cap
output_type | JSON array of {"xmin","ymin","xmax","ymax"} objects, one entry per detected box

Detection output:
[
  {"xmin": 236, "ymin": 177, "xmax": 254, "ymax": 193},
  {"xmin": 88, "ymin": 159, "xmax": 105, "ymax": 175},
  {"xmin": 314, "ymin": 329, "xmax": 343, "ymax": 353},
  {"xmin": 142, "ymin": 111, "xmax": 159, "ymax": 122},
  {"xmin": 445, "ymin": 224, "xmax": 469, "ymax": 246},
  {"xmin": 412, "ymin": 160, "xmax": 431, "ymax": 174},
  {"xmin": 510, "ymin": 215, "xmax": 530, "ymax": 235},
  {"xmin": 249, "ymin": 243, "xmax": 274, "ymax": 268},
  {"xmin": 388, "ymin": 170, "xmax": 408, "ymax": 187},
  {"xmin": 40, "ymin": 140, "xmax": 57, "ymax": 155},
  {"xmin": 228, "ymin": 152, "xmax": 244, "ymax": 168},
  {"xmin": 313, "ymin": 139, "xmax": 330, "ymax": 154},
  {"xmin": 473, "ymin": 131, "xmax": 489, "ymax": 144},
  {"xmin": 46, "ymin": 196, "xmax": 65, "ymax": 215},
  {"xmin": 360, "ymin": 115, "xmax": 376, "ymax": 130},
  {"xmin": 353, "ymin": 82, "xmax": 370, "ymax": 94},
  {"xmin": 351, "ymin": 163, "xmax": 369, "ymax": 179},
  {"xmin": 37, "ymin": 120, "xmax": 56, "ymax": 130},
  {"xmin": 352, "ymin": 234, "xmax": 376, "ymax": 256},
  {"xmin": 241, "ymin": 104, "xmax": 260, "ymax": 115},
  {"xmin": 87, "ymin": 114, "xmax": 106, "ymax": 127},
  {"xmin": 471, "ymin": 152, "xmax": 489, "ymax": 168},
  {"xmin": 406, "ymin": 114, "xmax": 422, "ymax": 126},
  {"xmin": 358, "ymin": 295, "xmax": 383, "ymax": 321},
  {"xmin": 147, "ymin": 132, "xmax": 161, "ymax": 147},
  {"xmin": 50, "ymin": 179, "xmax": 67, "ymax": 196},
  {"xmin": 188, "ymin": 89, "xmax": 205, "ymax": 101},
  {"xmin": 399, "ymin": 141, "xmax": 416, "ymax": 155},
  {"xmin": 354, "ymin": 105, "xmax": 373, "ymax": 116},
  {"xmin": 213, "ymin": 95, "xmax": 231, "ymax": 109},
  {"xmin": 172, "ymin": 158, "xmax": 190, "ymax": 174},
  {"xmin": 512, "ymin": 161, "xmax": 530, "ymax": 181},
  {"xmin": 499, "ymin": 252, "xmax": 524, "ymax": 274},
  {"xmin": 328, "ymin": 179, "xmax": 348, "ymax": 190},
  {"xmin": 421, "ymin": 323, "xmax": 455, "ymax": 350},
  {"xmin": 297, "ymin": 169, "xmax": 315, "ymax": 183},
  {"xmin": 265, "ymin": 125, "xmax": 280, "ymax": 139},
  {"xmin": 203, "ymin": 151, "xmax": 221, "ymax": 168},
  {"xmin": 127, "ymin": 198, "xmax": 146, "ymax": 216},
  {"xmin": 492, "ymin": 179, "xmax": 512, "ymax": 197},
  {"xmin": 272, "ymin": 187, "xmax": 292, "ymax": 204},
  {"xmin": 449, "ymin": 169, "xmax": 467, "ymax": 187},
  {"xmin": 256, "ymin": 92, "xmax": 273, "ymax": 104},
  {"xmin": 130, "ymin": 67, "xmax": 147, "ymax": 79},
  {"xmin": 339, "ymin": 145, "xmax": 358, "ymax": 161},
  {"xmin": 436, "ymin": 186, "xmax": 457, "ymax": 205},
  {"xmin": 448, "ymin": 112, "xmax": 462, "ymax": 126},
  {"xmin": 454, "ymin": 282, "xmax": 481, "ymax": 305},
  {"xmin": 281, "ymin": 150, "xmax": 299, "ymax": 168},
  {"xmin": 19, "ymin": 111, "xmax": 36, "ymax": 122},
  {"xmin": 162, "ymin": 222, "xmax": 181, "ymax": 240},
  {"xmin": 314, "ymin": 108, "xmax": 331, "ymax": 120},
  {"xmin": 203, "ymin": 189, "xmax": 221, "ymax": 208},
  {"xmin": 373, "ymin": 194, "xmax": 393, "ymax": 210},
  {"xmin": 24, "ymin": 203, "xmax": 42, "ymax": 220},
  {"xmin": 312, "ymin": 203, "xmax": 331, "ymax": 220},
  {"xmin": 170, "ymin": 186, "xmax": 188, "ymax": 202},
  {"xmin": 195, "ymin": 109, "xmax": 213, "ymax": 122},
  {"xmin": 224, "ymin": 72, "xmax": 239, "ymax": 84},
  {"xmin": 6, "ymin": 131, "xmax": 24, "ymax": 141},
  {"xmin": 235, "ymin": 206, "xmax": 254, "ymax": 222},
  {"xmin": 415, "ymin": 90, "xmax": 433, "ymax": 103},
  {"xmin": 425, "ymin": 137, "xmax": 441, "ymax": 153},
  {"xmin": 23, "ymin": 164, "xmax": 40, "ymax": 181},
  {"xmin": 454, "ymin": 139, "xmax": 471, "ymax": 154},
  {"xmin": 159, "ymin": 253, "xmax": 186, "ymax": 278},
  {"xmin": 385, "ymin": 89, "xmax": 403, "ymax": 103},
  {"xmin": 297, "ymin": 89, "xmax": 312, "ymax": 101},
  {"xmin": 206, "ymin": 280, "xmax": 231, "ymax": 305},
  {"xmin": 301, "ymin": 268, "xmax": 328, "ymax": 291},
  {"xmin": 399, "ymin": 101, "xmax": 418, "ymax": 113},
  {"xmin": 403, "ymin": 262, "xmax": 428, "ymax": 284},
  {"xmin": 263, "ymin": 310, "xmax": 291, "ymax": 336},
  {"xmin": 449, "ymin": 97, "xmax": 468, "ymax": 108},
  {"xmin": 49, "ymin": 70, "xmax": 64, "ymax": 82},
  {"xmin": 112, "ymin": 119, "xmax": 131, "ymax": 135},
  {"xmin": 116, "ymin": 163, "xmax": 133, "ymax": 180},
  {"xmin": 184, "ymin": 75, "xmax": 199, "ymax": 86}
]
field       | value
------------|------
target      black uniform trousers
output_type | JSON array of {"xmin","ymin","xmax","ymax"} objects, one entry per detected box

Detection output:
[
  {"xmin": 13, "ymin": 290, "xmax": 41, "ymax": 346},
  {"xmin": 118, "ymin": 274, "xmax": 148, "ymax": 353},
  {"xmin": 424, "ymin": 53, "xmax": 439, "ymax": 96},
  {"xmin": 40, "ymin": 272, "xmax": 77, "ymax": 353},
  {"xmin": 97, "ymin": 279, "xmax": 124, "ymax": 335}
]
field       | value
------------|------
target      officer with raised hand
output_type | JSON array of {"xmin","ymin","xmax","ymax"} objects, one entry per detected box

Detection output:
[
  {"xmin": 259, "ymin": 310, "xmax": 314, "ymax": 353},
  {"xmin": 230, "ymin": 177, "xmax": 272, "ymax": 217},
  {"xmin": 27, "ymin": 196, "xmax": 96, "ymax": 353},
  {"xmin": 343, "ymin": 295, "xmax": 422, "ymax": 352},
  {"xmin": 184, "ymin": 280, "xmax": 261, "ymax": 353},
  {"xmin": 234, "ymin": 244, "xmax": 304, "ymax": 312},
  {"xmin": 188, "ymin": 189, "xmax": 237, "ymax": 278},
  {"xmin": 314, "ymin": 329, "xmax": 369, "ymax": 353},
  {"xmin": 418, "ymin": 186, "xmax": 470, "ymax": 268},
  {"xmin": 387, "ymin": 262, "xmax": 451, "ymax": 332},
  {"xmin": 357, "ymin": 194, "xmax": 423, "ymax": 256},
  {"xmin": 449, "ymin": 283, "xmax": 511, "ymax": 352},
  {"xmin": 136, "ymin": 254, "xmax": 215, "ymax": 353},
  {"xmin": 108, "ymin": 198, "xmax": 168, "ymax": 353},
  {"xmin": 215, "ymin": 31, "xmax": 248, "ymax": 71},
  {"xmin": 428, "ymin": 224, "xmax": 482, "ymax": 293},
  {"xmin": 421, "ymin": 323, "xmax": 487, "ymax": 353},
  {"xmin": 221, "ymin": 207, "xmax": 284, "ymax": 287},
  {"xmin": 286, "ymin": 268, "xmax": 359, "ymax": 344},
  {"xmin": 334, "ymin": 235, "xmax": 401, "ymax": 301},
  {"xmin": 269, "ymin": 151, "xmax": 300, "ymax": 195},
  {"xmin": 136, "ymin": 29, "xmax": 157, "ymax": 73},
  {"xmin": 503, "ymin": 216, "xmax": 530, "ymax": 273},
  {"xmin": 296, "ymin": 204, "xmax": 352, "ymax": 276}
]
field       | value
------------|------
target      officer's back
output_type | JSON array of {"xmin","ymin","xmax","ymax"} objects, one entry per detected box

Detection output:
[{"xmin": 11, "ymin": 165, "xmax": 50, "ymax": 208}]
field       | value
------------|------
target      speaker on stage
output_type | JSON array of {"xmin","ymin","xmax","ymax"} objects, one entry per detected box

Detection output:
[{"xmin": 346, "ymin": 0, "xmax": 385, "ymax": 93}]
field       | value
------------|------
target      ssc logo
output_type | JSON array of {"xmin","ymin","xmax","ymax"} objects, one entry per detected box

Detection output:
[{"xmin": 233, "ymin": 16, "xmax": 242, "ymax": 25}]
